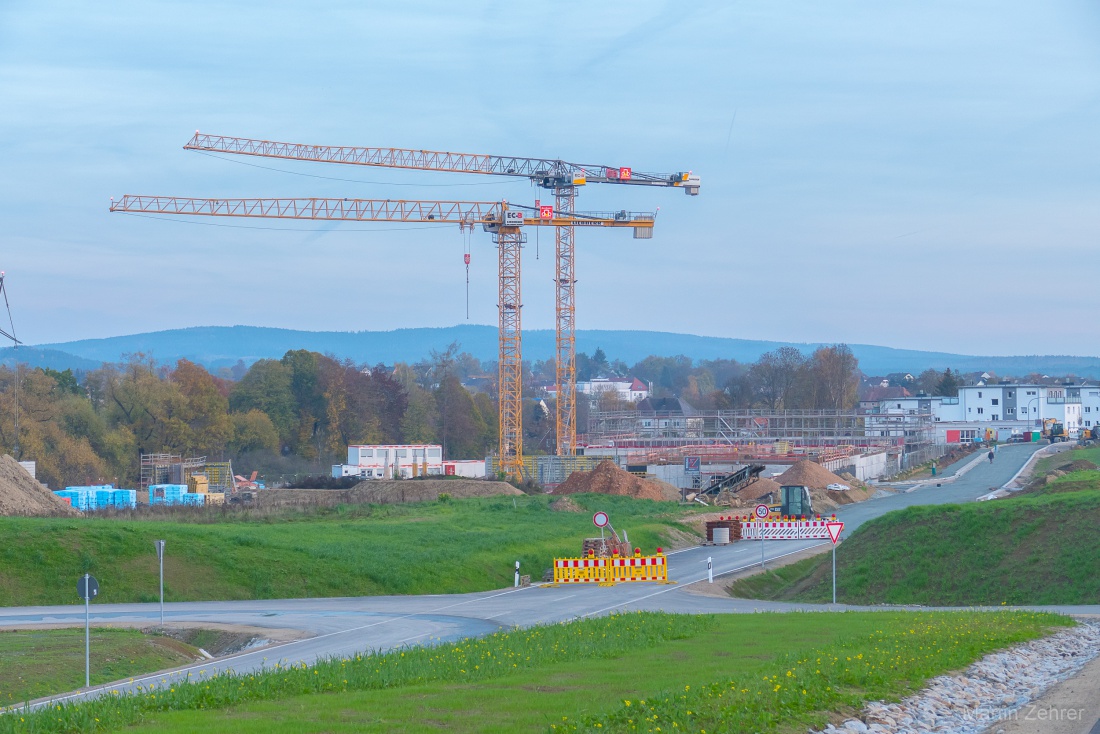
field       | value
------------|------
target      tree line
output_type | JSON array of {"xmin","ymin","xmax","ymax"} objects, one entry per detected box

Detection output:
[
  {"xmin": 0, "ymin": 347, "xmax": 498, "ymax": 490},
  {"xmin": 0, "ymin": 339, "xmax": 983, "ymax": 488}
]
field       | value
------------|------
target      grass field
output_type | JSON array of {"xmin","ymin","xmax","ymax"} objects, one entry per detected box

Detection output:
[
  {"xmin": 0, "ymin": 628, "xmax": 198, "ymax": 707},
  {"xmin": 0, "ymin": 495, "xmax": 693, "ymax": 606},
  {"xmin": 1032, "ymin": 445, "xmax": 1100, "ymax": 477},
  {"xmin": 729, "ymin": 466, "xmax": 1100, "ymax": 606},
  {"xmin": 1, "ymin": 611, "xmax": 1068, "ymax": 734}
]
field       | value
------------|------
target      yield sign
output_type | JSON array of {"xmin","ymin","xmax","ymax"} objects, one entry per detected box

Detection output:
[{"xmin": 826, "ymin": 521, "xmax": 844, "ymax": 544}]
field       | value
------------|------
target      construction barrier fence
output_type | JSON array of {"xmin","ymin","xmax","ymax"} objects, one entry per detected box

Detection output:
[
  {"xmin": 552, "ymin": 554, "xmax": 668, "ymax": 584},
  {"xmin": 740, "ymin": 519, "xmax": 836, "ymax": 540}
]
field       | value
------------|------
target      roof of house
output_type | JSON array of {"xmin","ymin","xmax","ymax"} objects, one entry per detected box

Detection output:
[
  {"xmin": 859, "ymin": 385, "xmax": 913, "ymax": 402},
  {"xmin": 629, "ymin": 378, "xmax": 648, "ymax": 391},
  {"xmin": 636, "ymin": 397, "xmax": 697, "ymax": 414}
]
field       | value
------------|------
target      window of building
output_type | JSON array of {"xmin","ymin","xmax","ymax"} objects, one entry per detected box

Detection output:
[
  {"xmin": 992, "ymin": 399, "xmax": 999, "ymax": 405},
  {"xmin": 896, "ymin": 403, "xmax": 902, "ymax": 409},
  {"xmin": 978, "ymin": 391, "xmax": 983, "ymax": 398},
  {"xmin": 396, "ymin": 449, "xmax": 407, "ymax": 457},
  {"xmin": 1008, "ymin": 391, "xmax": 1014, "ymax": 398},
  {"xmin": 992, "ymin": 414, "xmax": 999, "ymax": 420},
  {"xmin": 1027, "ymin": 390, "xmax": 1036, "ymax": 396},
  {"xmin": 428, "ymin": 448, "xmax": 442, "ymax": 458},
  {"xmin": 977, "ymin": 407, "xmax": 984, "ymax": 414},
  {"xmin": 1086, "ymin": 407, "xmax": 1092, "ymax": 413},
  {"xmin": 360, "ymin": 449, "xmax": 373, "ymax": 458}
]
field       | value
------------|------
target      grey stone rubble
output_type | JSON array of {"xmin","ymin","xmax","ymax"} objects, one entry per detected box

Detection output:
[{"xmin": 813, "ymin": 621, "xmax": 1100, "ymax": 734}]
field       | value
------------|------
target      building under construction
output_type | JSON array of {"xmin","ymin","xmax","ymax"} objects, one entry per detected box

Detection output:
[
  {"xmin": 139, "ymin": 454, "xmax": 235, "ymax": 496},
  {"xmin": 585, "ymin": 406, "xmax": 943, "ymax": 478}
]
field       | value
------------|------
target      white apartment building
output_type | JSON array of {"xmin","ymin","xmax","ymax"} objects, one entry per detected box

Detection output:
[
  {"xmin": 544, "ymin": 377, "xmax": 649, "ymax": 404},
  {"xmin": 869, "ymin": 383, "xmax": 1099, "ymax": 443},
  {"xmin": 334, "ymin": 444, "xmax": 444, "ymax": 479}
]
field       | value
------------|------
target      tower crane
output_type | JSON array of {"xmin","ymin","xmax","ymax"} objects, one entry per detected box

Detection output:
[
  {"xmin": 109, "ymin": 195, "xmax": 655, "ymax": 479},
  {"xmin": 183, "ymin": 133, "xmax": 699, "ymax": 457}
]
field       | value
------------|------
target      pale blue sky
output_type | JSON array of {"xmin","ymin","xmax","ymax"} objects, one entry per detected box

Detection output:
[{"xmin": 1, "ymin": 1, "xmax": 1098, "ymax": 354}]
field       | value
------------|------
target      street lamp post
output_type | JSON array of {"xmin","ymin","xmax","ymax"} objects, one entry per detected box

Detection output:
[{"xmin": 1027, "ymin": 397, "xmax": 1039, "ymax": 431}]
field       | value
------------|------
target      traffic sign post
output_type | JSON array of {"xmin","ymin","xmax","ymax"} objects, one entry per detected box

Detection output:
[
  {"xmin": 826, "ymin": 521, "xmax": 844, "ymax": 605},
  {"xmin": 514, "ymin": 560, "xmax": 520, "ymax": 588},
  {"xmin": 154, "ymin": 540, "xmax": 166, "ymax": 625},
  {"xmin": 707, "ymin": 556, "xmax": 713, "ymax": 584},
  {"xmin": 755, "ymin": 504, "xmax": 769, "ymax": 569},
  {"xmin": 77, "ymin": 574, "xmax": 99, "ymax": 688}
]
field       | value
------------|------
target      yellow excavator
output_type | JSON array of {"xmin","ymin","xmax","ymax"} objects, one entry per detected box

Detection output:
[{"xmin": 1042, "ymin": 418, "xmax": 1068, "ymax": 443}]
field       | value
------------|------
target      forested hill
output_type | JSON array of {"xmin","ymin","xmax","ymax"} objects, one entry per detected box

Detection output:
[{"xmin": 11, "ymin": 324, "xmax": 1100, "ymax": 377}]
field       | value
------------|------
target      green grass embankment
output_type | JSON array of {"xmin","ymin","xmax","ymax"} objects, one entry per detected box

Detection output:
[
  {"xmin": 729, "ymin": 473, "xmax": 1100, "ymax": 606},
  {"xmin": 3, "ymin": 611, "xmax": 1068, "ymax": 734},
  {"xmin": 0, "ymin": 495, "xmax": 692, "ymax": 606},
  {"xmin": 0, "ymin": 628, "xmax": 198, "ymax": 707}
]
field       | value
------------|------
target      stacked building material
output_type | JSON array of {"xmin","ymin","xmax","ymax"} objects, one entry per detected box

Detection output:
[
  {"xmin": 704, "ymin": 517, "xmax": 743, "ymax": 543},
  {"xmin": 55, "ymin": 486, "xmax": 137, "ymax": 511}
]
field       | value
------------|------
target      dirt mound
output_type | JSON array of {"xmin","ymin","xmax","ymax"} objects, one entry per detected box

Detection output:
[
  {"xmin": 258, "ymin": 479, "xmax": 522, "ymax": 507},
  {"xmin": 736, "ymin": 477, "xmax": 782, "ymax": 502},
  {"xmin": 836, "ymin": 471, "xmax": 871, "ymax": 491},
  {"xmin": 550, "ymin": 497, "xmax": 583, "ymax": 512},
  {"xmin": 551, "ymin": 460, "xmax": 679, "ymax": 501},
  {"xmin": 776, "ymin": 460, "xmax": 849, "ymax": 490},
  {"xmin": 811, "ymin": 485, "xmax": 875, "ymax": 512},
  {"xmin": 0, "ymin": 454, "xmax": 79, "ymax": 517},
  {"xmin": 1059, "ymin": 459, "xmax": 1099, "ymax": 473}
]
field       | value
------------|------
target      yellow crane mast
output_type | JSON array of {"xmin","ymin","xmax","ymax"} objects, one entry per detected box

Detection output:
[
  {"xmin": 182, "ymin": 133, "xmax": 699, "ymax": 458},
  {"xmin": 109, "ymin": 195, "xmax": 655, "ymax": 479}
]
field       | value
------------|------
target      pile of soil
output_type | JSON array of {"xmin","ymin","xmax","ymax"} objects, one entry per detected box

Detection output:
[
  {"xmin": 776, "ymin": 460, "xmax": 850, "ymax": 489},
  {"xmin": 812, "ymin": 485, "xmax": 875, "ymax": 512},
  {"xmin": 836, "ymin": 471, "xmax": 871, "ymax": 491},
  {"xmin": 551, "ymin": 460, "xmax": 681, "ymax": 502},
  {"xmin": 708, "ymin": 477, "xmax": 781, "ymax": 507},
  {"xmin": 0, "ymin": 454, "xmax": 79, "ymax": 517},
  {"xmin": 736, "ymin": 477, "xmax": 782, "ymax": 503},
  {"xmin": 550, "ymin": 497, "xmax": 583, "ymax": 512},
  {"xmin": 259, "ymin": 479, "xmax": 522, "ymax": 507},
  {"xmin": 1059, "ymin": 459, "xmax": 1099, "ymax": 473}
]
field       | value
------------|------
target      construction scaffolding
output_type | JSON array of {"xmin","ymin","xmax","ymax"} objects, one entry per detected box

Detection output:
[
  {"xmin": 586, "ymin": 408, "xmax": 939, "ymax": 468},
  {"xmin": 203, "ymin": 461, "xmax": 236, "ymax": 493},
  {"xmin": 139, "ymin": 453, "xmax": 207, "ymax": 492}
]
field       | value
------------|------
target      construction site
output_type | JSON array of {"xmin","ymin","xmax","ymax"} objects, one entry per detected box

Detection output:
[{"xmin": 584, "ymin": 406, "xmax": 946, "ymax": 490}]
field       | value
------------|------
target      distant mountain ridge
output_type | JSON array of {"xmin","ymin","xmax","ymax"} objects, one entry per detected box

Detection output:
[{"xmin": 6, "ymin": 324, "xmax": 1099, "ymax": 377}]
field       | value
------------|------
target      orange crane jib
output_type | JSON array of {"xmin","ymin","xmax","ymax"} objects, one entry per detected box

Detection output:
[
  {"xmin": 108, "ymin": 196, "xmax": 656, "ymax": 233},
  {"xmin": 184, "ymin": 133, "xmax": 700, "ymax": 194}
]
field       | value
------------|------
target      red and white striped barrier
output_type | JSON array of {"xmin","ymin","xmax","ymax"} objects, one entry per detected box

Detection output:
[{"xmin": 741, "ymin": 519, "xmax": 835, "ymax": 540}]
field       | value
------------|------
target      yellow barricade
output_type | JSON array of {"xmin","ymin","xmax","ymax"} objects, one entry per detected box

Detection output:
[{"xmin": 552, "ymin": 553, "xmax": 668, "ymax": 585}]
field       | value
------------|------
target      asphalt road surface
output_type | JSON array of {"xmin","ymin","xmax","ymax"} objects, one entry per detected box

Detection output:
[{"xmin": 3, "ymin": 441, "xmax": 1096, "ymax": 711}]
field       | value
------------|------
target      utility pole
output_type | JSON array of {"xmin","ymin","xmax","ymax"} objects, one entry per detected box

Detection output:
[{"xmin": 154, "ymin": 540, "xmax": 166, "ymax": 625}]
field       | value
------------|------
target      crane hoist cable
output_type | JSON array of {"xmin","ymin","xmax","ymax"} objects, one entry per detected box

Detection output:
[{"xmin": 0, "ymin": 271, "xmax": 20, "ymax": 458}]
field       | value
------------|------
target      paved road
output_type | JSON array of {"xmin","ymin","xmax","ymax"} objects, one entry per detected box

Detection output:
[{"xmin": 4, "ymin": 441, "xmax": 1097, "ymax": 711}]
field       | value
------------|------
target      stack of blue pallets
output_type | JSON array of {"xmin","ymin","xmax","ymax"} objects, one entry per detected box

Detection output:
[
  {"xmin": 55, "ymin": 486, "xmax": 137, "ymax": 511},
  {"xmin": 148, "ymin": 484, "xmax": 191, "ymax": 506}
]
